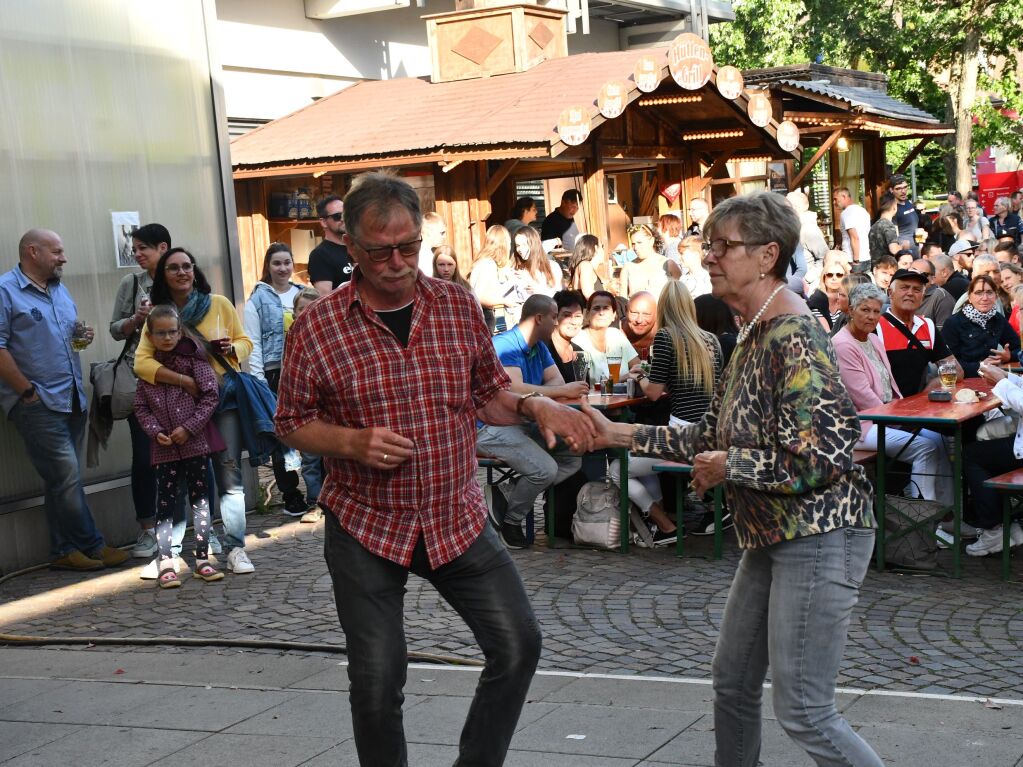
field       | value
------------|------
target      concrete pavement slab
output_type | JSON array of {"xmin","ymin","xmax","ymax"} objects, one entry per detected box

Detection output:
[
  {"xmin": 150, "ymin": 683, "xmax": 299, "ymax": 731},
  {"xmin": 644, "ymin": 713, "xmax": 811, "ymax": 766},
  {"xmin": 403, "ymin": 695, "xmax": 556, "ymax": 746},
  {"xmin": 224, "ymin": 688, "xmax": 353, "ymax": 739},
  {"xmin": 146, "ymin": 732, "xmax": 338, "ymax": 767},
  {"xmin": 0, "ymin": 679, "xmax": 169, "ymax": 726},
  {"xmin": 536, "ymin": 674, "xmax": 713, "ymax": 711},
  {"xmin": 857, "ymin": 723, "xmax": 1023, "ymax": 767},
  {"xmin": 842, "ymin": 692, "xmax": 1023, "ymax": 734},
  {"xmin": 0, "ymin": 678, "xmax": 72, "ymax": 708},
  {"xmin": 510, "ymin": 703, "xmax": 696, "ymax": 759},
  {"xmin": 0, "ymin": 725, "xmax": 209, "ymax": 767},
  {"xmin": 0, "ymin": 722, "xmax": 81, "ymax": 763}
]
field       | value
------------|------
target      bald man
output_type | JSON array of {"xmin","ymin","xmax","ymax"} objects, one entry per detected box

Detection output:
[
  {"xmin": 623, "ymin": 292, "xmax": 658, "ymax": 360},
  {"xmin": 0, "ymin": 230, "xmax": 129, "ymax": 570}
]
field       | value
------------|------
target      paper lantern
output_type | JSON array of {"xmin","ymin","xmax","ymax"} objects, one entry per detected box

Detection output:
[{"xmin": 668, "ymin": 33, "xmax": 714, "ymax": 90}]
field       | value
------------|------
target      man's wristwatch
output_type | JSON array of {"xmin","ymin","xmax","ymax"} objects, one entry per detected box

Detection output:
[
  {"xmin": 20, "ymin": 385, "xmax": 36, "ymax": 402},
  {"xmin": 516, "ymin": 391, "xmax": 543, "ymax": 420}
]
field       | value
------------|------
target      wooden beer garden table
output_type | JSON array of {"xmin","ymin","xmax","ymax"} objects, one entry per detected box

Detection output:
[{"xmin": 856, "ymin": 377, "xmax": 1000, "ymax": 577}]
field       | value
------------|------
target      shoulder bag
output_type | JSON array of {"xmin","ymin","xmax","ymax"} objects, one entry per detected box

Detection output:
[{"xmin": 90, "ymin": 275, "xmax": 139, "ymax": 420}]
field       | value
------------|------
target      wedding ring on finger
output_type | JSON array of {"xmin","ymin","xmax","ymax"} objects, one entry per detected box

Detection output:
[{"xmin": 383, "ymin": 453, "xmax": 389, "ymax": 463}]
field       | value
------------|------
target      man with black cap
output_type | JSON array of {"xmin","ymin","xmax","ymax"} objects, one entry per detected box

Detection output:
[{"xmin": 875, "ymin": 268, "xmax": 961, "ymax": 396}]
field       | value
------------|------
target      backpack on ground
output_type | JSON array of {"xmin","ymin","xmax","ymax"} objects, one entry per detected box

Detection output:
[{"xmin": 572, "ymin": 481, "xmax": 622, "ymax": 550}]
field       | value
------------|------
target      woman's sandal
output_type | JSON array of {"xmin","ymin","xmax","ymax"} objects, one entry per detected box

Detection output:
[
  {"xmin": 158, "ymin": 568, "xmax": 181, "ymax": 589},
  {"xmin": 193, "ymin": 561, "xmax": 224, "ymax": 582}
]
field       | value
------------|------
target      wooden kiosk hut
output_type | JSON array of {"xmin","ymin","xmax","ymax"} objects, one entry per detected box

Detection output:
[{"xmin": 230, "ymin": 3, "xmax": 949, "ymax": 295}]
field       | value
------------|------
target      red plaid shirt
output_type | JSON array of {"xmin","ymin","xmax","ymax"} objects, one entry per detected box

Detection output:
[{"xmin": 275, "ymin": 272, "xmax": 509, "ymax": 568}]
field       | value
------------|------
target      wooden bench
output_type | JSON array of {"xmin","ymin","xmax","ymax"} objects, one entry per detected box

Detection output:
[
  {"xmin": 982, "ymin": 468, "xmax": 1023, "ymax": 581},
  {"xmin": 652, "ymin": 462, "xmax": 726, "ymax": 560},
  {"xmin": 853, "ymin": 449, "xmax": 877, "ymax": 466}
]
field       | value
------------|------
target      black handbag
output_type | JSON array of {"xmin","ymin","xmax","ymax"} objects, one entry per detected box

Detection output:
[{"xmin": 883, "ymin": 492, "xmax": 940, "ymax": 571}]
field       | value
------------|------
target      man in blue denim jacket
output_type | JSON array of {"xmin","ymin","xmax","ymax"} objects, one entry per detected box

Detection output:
[{"xmin": 0, "ymin": 229, "xmax": 129, "ymax": 570}]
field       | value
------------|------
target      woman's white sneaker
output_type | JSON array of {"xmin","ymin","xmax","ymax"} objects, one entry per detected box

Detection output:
[
  {"xmin": 227, "ymin": 548, "xmax": 255, "ymax": 574},
  {"xmin": 131, "ymin": 529, "xmax": 158, "ymax": 559},
  {"xmin": 966, "ymin": 527, "xmax": 1005, "ymax": 557}
]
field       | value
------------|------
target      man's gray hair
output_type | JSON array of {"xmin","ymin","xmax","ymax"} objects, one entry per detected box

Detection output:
[
  {"xmin": 930, "ymin": 253, "xmax": 954, "ymax": 272},
  {"xmin": 704, "ymin": 192, "xmax": 800, "ymax": 280},
  {"xmin": 848, "ymin": 282, "xmax": 887, "ymax": 309},
  {"xmin": 973, "ymin": 254, "xmax": 999, "ymax": 271},
  {"xmin": 996, "ymin": 196, "xmax": 1012, "ymax": 210},
  {"xmin": 343, "ymin": 171, "xmax": 423, "ymax": 241}
]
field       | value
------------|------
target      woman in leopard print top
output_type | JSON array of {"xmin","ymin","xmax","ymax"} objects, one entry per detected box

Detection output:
[{"xmin": 584, "ymin": 193, "xmax": 882, "ymax": 767}]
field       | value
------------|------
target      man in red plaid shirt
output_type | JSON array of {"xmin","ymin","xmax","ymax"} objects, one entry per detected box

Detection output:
[{"xmin": 276, "ymin": 172, "xmax": 596, "ymax": 767}]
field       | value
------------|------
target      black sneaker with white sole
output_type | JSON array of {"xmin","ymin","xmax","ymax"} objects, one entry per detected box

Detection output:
[
  {"xmin": 282, "ymin": 493, "xmax": 308, "ymax": 517},
  {"xmin": 691, "ymin": 511, "xmax": 733, "ymax": 536},
  {"xmin": 500, "ymin": 521, "xmax": 530, "ymax": 549},
  {"xmin": 488, "ymin": 482, "xmax": 509, "ymax": 528}
]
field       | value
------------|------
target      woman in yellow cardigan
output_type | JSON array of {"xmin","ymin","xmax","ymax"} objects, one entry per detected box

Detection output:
[{"xmin": 135, "ymin": 247, "xmax": 256, "ymax": 574}]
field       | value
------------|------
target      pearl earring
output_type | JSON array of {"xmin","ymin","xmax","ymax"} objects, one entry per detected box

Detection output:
[{"xmin": 760, "ymin": 272, "xmax": 766, "ymax": 279}]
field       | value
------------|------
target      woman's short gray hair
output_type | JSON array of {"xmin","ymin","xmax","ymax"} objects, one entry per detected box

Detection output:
[
  {"xmin": 704, "ymin": 192, "xmax": 800, "ymax": 280},
  {"xmin": 848, "ymin": 282, "xmax": 886, "ymax": 309}
]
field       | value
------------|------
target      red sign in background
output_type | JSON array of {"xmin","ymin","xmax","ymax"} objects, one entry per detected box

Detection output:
[{"xmin": 977, "ymin": 170, "xmax": 1023, "ymax": 211}]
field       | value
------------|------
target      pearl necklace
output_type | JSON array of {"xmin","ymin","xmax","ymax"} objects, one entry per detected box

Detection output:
[{"xmin": 736, "ymin": 283, "xmax": 786, "ymax": 345}]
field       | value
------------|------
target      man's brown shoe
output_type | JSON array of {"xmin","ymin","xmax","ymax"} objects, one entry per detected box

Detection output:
[
  {"xmin": 88, "ymin": 546, "xmax": 130, "ymax": 567},
  {"xmin": 51, "ymin": 551, "xmax": 104, "ymax": 571}
]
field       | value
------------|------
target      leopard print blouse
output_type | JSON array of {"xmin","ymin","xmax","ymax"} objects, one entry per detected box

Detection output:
[{"xmin": 632, "ymin": 314, "xmax": 875, "ymax": 549}]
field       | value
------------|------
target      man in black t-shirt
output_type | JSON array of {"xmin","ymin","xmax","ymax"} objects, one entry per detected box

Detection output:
[
  {"xmin": 540, "ymin": 189, "xmax": 581, "ymax": 249},
  {"xmin": 890, "ymin": 175, "xmax": 919, "ymax": 256},
  {"xmin": 308, "ymin": 195, "xmax": 353, "ymax": 294}
]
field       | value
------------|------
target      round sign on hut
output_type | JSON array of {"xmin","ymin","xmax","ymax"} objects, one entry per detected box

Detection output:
[
  {"xmin": 667, "ymin": 33, "xmax": 713, "ymax": 91},
  {"xmin": 558, "ymin": 106, "xmax": 590, "ymax": 146},
  {"xmin": 598, "ymin": 80, "xmax": 628, "ymax": 119},
  {"xmin": 716, "ymin": 65, "xmax": 744, "ymax": 100},
  {"xmin": 633, "ymin": 55, "xmax": 662, "ymax": 93}
]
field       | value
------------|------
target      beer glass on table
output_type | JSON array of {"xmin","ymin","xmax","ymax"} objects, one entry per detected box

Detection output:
[
  {"xmin": 939, "ymin": 360, "xmax": 957, "ymax": 391},
  {"xmin": 607, "ymin": 354, "xmax": 622, "ymax": 384}
]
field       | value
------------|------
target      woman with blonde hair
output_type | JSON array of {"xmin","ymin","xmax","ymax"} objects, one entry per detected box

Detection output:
[
  {"xmin": 512, "ymin": 225, "xmax": 562, "ymax": 296},
  {"xmin": 806, "ymin": 251, "xmax": 850, "ymax": 330},
  {"xmin": 608, "ymin": 280, "xmax": 723, "ymax": 545},
  {"xmin": 433, "ymin": 245, "xmax": 471, "ymax": 291},
  {"xmin": 468, "ymin": 225, "xmax": 519, "ymax": 331},
  {"xmin": 568, "ymin": 234, "xmax": 604, "ymax": 299}
]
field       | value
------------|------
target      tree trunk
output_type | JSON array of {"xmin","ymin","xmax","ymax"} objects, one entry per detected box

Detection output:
[{"xmin": 954, "ymin": 23, "xmax": 981, "ymax": 193}]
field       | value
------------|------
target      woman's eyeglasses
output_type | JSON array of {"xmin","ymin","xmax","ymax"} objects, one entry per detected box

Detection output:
[
  {"xmin": 823, "ymin": 272, "xmax": 845, "ymax": 278},
  {"xmin": 166, "ymin": 263, "xmax": 194, "ymax": 274}
]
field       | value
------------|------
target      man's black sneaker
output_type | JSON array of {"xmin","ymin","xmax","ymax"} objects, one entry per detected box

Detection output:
[
  {"xmin": 691, "ymin": 511, "xmax": 733, "ymax": 536},
  {"xmin": 500, "ymin": 521, "xmax": 529, "ymax": 550},
  {"xmin": 652, "ymin": 529, "xmax": 680, "ymax": 547},
  {"xmin": 282, "ymin": 493, "xmax": 308, "ymax": 517},
  {"xmin": 488, "ymin": 483, "xmax": 508, "ymax": 528}
]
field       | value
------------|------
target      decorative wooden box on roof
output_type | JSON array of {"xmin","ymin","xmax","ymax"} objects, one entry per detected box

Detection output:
[{"xmin": 424, "ymin": 1, "xmax": 567, "ymax": 84}]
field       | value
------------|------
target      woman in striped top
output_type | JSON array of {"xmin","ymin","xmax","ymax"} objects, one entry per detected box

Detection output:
[{"xmin": 608, "ymin": 280, "xmax": 722, "ymax": 545}]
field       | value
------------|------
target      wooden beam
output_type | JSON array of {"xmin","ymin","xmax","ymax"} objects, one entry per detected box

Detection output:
[
  {"xmin": 582, "ymin": 144, "xmax": 610, "ymax": 247},
  {"xmin": 694, "ymin": 151, "xmax": 734, "ymax": 193},
  {"xmin": 788, "ymin": 129, "xmax": 842, "ymax": 191},
  {"xmin": 485, "ymin": 158, "xmax": 520, "ymax": 198},
  {"xmin": 894, "ymin": 138, "xmax": 933, "ymax": 174}
]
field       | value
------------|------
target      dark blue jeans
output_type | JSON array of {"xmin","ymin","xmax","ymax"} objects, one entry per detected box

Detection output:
[
  {"xmin": 323, "ymin": 511, "xmax": 541, "ymax": 767},
  {"xmin": 9, "ymin": 399, "xmax": 104, "ymax": 558}
]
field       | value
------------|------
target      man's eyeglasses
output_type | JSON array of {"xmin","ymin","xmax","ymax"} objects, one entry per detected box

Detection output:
[
  {"xmin": 166, "ymin": 262, "xmax": 194, "ymax": 274},
  {"xmin": 702, "ymin": 238, "xmax": 754, "ymax": 257},
  {"xmin": 351, "ymin": 237, "xmax": 423, "ymax": 262},
  {"xmin": 324, "ymin": 212, "xmax": 344, "ymax": 222},
  {"xmin": 151, "ymin": 329, "xmax": 181, "ymax": 338}
]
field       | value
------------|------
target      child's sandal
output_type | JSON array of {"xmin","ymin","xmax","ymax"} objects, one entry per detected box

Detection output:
[
  {"xmin": 193, "ymin": 561, "xmax": 224, "ymax": 582},
  {"xmin": 158, "ymin": 568, "xmax": 181, "ymax": 589}
]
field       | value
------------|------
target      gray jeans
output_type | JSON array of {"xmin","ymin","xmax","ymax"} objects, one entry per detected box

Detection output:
[
  {"xmin": 475, "ymin": 424, "xmax": 580, "ymax": 525},
  {"xmin": 712, "ymin": 527, "xmax": 883, "ymax": 767}
]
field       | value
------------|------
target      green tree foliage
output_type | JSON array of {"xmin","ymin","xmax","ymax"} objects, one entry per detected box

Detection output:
[{"xmin": 710, "ymin": 0, "xmax": 1023, "ymax": 188}]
